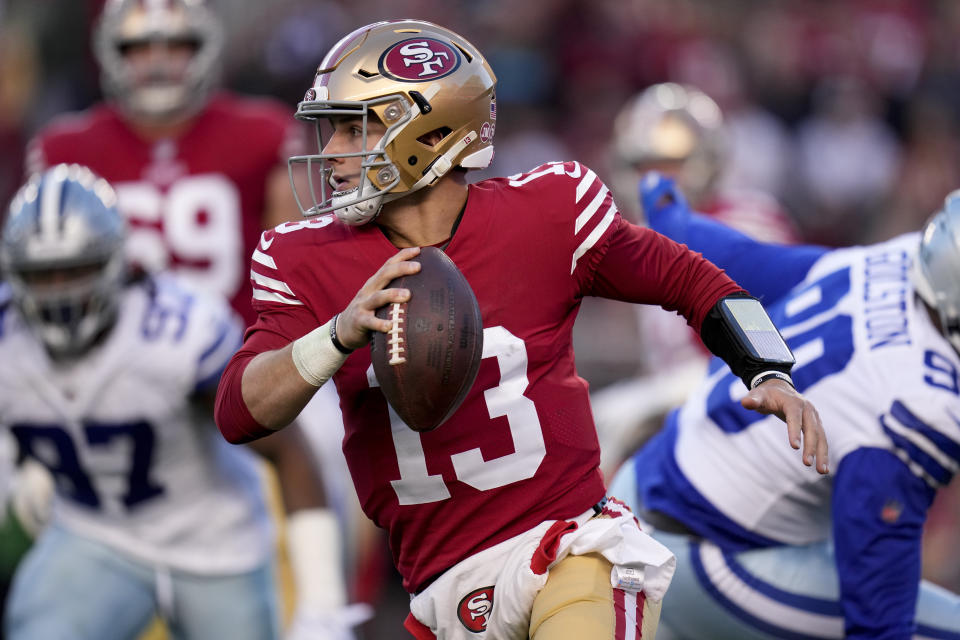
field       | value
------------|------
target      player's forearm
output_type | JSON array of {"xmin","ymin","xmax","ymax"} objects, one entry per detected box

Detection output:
[{"xmin": 241, "ymin": 345, "xmax": 320, "ymax": 430}]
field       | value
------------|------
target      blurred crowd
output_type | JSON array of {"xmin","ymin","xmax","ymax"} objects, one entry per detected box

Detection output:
[
  {"xmin": 5, "ymin": 0, "xmax": 960, "ymax": 246},
  {"xmin": 2, "ymin": 0, "xmax": 960, "ymax": 617}
]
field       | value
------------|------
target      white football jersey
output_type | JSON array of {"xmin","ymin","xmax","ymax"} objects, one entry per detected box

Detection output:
[
  {"xmin": 0, "ymin": 275, "xmax": 271, "ymax": 574},
  {"xmin": 664, "ymin": 233, "xmax": 960, "ymax": 545}
]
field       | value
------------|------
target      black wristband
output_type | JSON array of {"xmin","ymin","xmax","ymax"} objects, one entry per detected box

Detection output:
[
  {"xmin": 750, "ymin": 370, "xmax": 795, "ymax": 390},
  {"xmin": 329, "ymin": 313, "xmax": 354, "ymax": 355},
  {"xmin": 700, "ymin": 292, "xmax": 794, "ymax": 389}
]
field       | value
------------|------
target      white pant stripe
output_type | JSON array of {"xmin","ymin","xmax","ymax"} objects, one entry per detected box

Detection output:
[{"xmin": 698, "ymin": 543, "xmax": 844, "ymax": 638}]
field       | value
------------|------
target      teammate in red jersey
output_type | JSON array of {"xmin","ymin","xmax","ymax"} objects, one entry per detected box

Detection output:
[
  {"xmin": 214, "ymin": 20, "xmax": 828, "ymax": 640},
  {"xmin": 22, "ymin": 1, "xmax": 365, "ymax": 638},
  {"xmin": 26, "ymin": 0, "xmax": 301, "ymax": 327}
]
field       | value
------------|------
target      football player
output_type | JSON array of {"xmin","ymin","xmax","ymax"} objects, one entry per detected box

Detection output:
[
  {"xmin": 609, "ymin": 82, "xmax": 798, "ymax": 242},
  {"xmin": 604, "ymin": 83, "xmax": 800, "ymax": 382},
  {"xmin": 213, "ymin": 20, "xmax": 828, "ymax": 640},
  {"xmin": 26, "ymin": 0, "xmax": 299, "ymax": 326},
  {"xmin": 608, "ymin": 173, "xmax": 960, "ymax": 639},
  {"xmin": 24, "ymin": 1, "xmax": 369, "ymax": 632},
  {"xmin": 0, "ymin": 165, "xmax": 353, "ymax": 640}
]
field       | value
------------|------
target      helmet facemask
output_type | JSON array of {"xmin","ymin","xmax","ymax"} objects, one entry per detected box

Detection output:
[
  {"xmin": 287, "ymin": 20, "xmax": 497, "ymax": 226},
  {"xmin": 94, "ymin": 0, "xmax": 223, "ymax": 124},
  {"xmin": 289, "ymin": 95, "xmax": 412, "ymax": 226},
  {"xmin": 7, "ymin": 257, "xmax": 125, "ymax": 359}
]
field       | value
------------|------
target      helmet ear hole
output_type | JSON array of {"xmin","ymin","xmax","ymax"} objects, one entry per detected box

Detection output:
[{"xmin": 417, "ymin": 127, "xmax": 452, "ymax": 147}]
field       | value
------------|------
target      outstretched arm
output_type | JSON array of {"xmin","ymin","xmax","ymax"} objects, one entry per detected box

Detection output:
[
  {"xmin": 589, "ymin": 218, "xmax": 829, "ymax": 474},
  {"xmin": 640, "ymin": 172, "xmax": 828, "ymax": 304}
]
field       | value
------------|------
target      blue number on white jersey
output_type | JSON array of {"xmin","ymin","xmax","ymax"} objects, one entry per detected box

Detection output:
[
  {"xmin": 12, "ymin": 421, "xmax": 164, "ymax": 510},
  {"xmin": 706, "ymin": 267, "xmax": 856, "ymax": 433}
]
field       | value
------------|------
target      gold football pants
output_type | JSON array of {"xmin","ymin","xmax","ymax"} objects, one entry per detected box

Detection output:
[{"xmin": 530, "ymin": 552, "xmax": 661, "ymax": 639}]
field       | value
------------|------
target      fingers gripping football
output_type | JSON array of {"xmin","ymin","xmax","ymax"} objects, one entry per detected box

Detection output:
[
  {"xmin": 336, "ymin": 247, "xmax": 422, "ymax": 350},
  {"xmin": 741, "ymin": 379, "xmax": 829, "ymax": 474},
  {"xmin": 369, "ymin": 247, "xmax": 484, "ymax": 432}
]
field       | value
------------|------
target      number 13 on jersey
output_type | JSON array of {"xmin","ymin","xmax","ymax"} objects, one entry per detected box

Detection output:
[{"xmin": 369, "ymin": 326, "xmax": 547, "ymax": 505}]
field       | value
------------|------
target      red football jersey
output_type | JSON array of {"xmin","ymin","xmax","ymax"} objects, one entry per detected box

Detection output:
[
  {"xmin": 234, "ymin": 161, "xmax": 740, "ymax": 591},
  {"xmin": 27, "ymin": 91, "xmax": 301, "ymax": 324}
]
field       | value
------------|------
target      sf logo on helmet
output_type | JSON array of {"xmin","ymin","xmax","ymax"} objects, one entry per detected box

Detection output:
[
  {"xmin": 380, "ymin": 38, "xmax": 461, "ymax": 81},
  {"xmin": 457, "ymin": 586, "xmax": 494, "ymax": 632}
]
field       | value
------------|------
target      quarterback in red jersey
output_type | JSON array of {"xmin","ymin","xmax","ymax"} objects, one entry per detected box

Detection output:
[
  {"xmin": 215, "ymin": 20, "xmax": 828, "ymax": 640},
  {"xmin": 26, "ymin": 0, "xmax": 301, "ymax": 327}
]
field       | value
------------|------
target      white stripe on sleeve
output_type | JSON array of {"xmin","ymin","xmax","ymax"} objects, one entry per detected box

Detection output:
[
  {"xmin": 571, "ymin": 200, "xmax": 617, "ymax": 274},
  {"xmin": 250, "ymin": 269, "xmax": 296, "ymax": 295},
  {"xmin": 252, "ymin": 288, "xmax": 304, "ymax": 306}
]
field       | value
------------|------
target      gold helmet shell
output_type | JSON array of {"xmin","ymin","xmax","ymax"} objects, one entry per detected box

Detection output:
[
  {"xmin": 610, "ymin": 83, "xmax": 726, "ymax": 214},
  {"xmin": 289, "ymin": 20, "xmax": 497, "ymax": 225}
]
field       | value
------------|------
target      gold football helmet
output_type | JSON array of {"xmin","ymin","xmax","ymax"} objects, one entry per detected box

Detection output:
[
  {"xmin": 289, "ymin": 20, "xmax": 497, "ymax": 225},
  {"xmin": 94, "ymin": 0, "xmax": 223, "ymax": 123},
  {"xmin": 611, "ymin": 83, "xmax": 726, "ymax": 213}
]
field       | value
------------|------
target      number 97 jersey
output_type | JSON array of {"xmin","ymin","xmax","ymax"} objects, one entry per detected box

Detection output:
[{"xmin": 0, "ymin": 276, "xmax": 272, "ymax": 575}]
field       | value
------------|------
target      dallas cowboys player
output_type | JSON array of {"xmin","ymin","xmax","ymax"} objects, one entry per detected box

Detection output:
[
  {"xmin": 0, "ymin": 165, "xmax": 351, "ymax": 640},
  {"xmin": 608, "ymin": 173, "xmax": 960, "ymax": 639}
]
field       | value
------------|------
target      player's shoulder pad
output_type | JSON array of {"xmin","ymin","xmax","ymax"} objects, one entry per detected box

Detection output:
[
  {"xmin": 35, "ymin": 104, "xmax": 113, "ymax": 141},
  {"xmin": 249, "ymin": 215, "xmax": 347, "ymax": 308},
  {"xmin": 146, "ymin": 273, "xmax": 239, "ymax": 336},
  {"xmin": 504, "ymin": 160, "xmax": 590, "ymax": 189},
  {"xmin": 501, "ymin": 161, "xmax": 614, "ymax": 218},
  {"xmin": 256, "ymin": 214, "xmax": 346, "ymax": 257}
]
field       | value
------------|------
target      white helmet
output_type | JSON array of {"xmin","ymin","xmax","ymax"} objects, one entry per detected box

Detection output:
[
  {"xmin": 912, "ymin": 189, "xmax": 960, "ymax": 354},
  {"xmin": 94, "ymin": 0, "xmax": 223, "ymax": 123},
  {"xmin": 611, "ymin": 83, "xmax": 726, "ymax": 212},
  {"xmin": 289, "ymin": 20, "xmax": 497, "ymax": 225},
  {"xmin": 1, "ymin": 165, "xmax": 126, "ymax": 358}
]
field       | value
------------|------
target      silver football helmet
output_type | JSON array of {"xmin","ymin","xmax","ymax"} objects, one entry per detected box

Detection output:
[
  {"xmin": 94, "ymin": 0, "xmax": 223, "ymax": 123},
  {"xmin": 912, "ymin": 189, "xmax": 960, "ymax": 354},
  {"xmin": 611, "ymin": 83, "xmax": 726, "ymax": 216},
  {"xmin": 289, "ymin": 19, "xmax": 497, "ymax": 225},
  {"xmin": 0, "ymin": 165, "xmax": 126, "ymax": 359}
]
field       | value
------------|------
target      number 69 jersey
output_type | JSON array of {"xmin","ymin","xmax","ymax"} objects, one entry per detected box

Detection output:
[
  {"xmin": 27, "ymin": 92, "xmax": 301, "ymax": 325},
  {"xmin": 0, "ymin": 276, "xmax": 271, "ymax": 575},
  {"xmin": 637, "ymin": 232, "xmax": 960, "ymax": 551},
  {"xmin": 229, "ymin": 161, "xmax": 741, "ymax": 592}
]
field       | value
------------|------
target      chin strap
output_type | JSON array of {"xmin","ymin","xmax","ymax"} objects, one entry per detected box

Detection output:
[{"xmin": 334, "ymin": 129, "xmax": 479, "ymax": 225}]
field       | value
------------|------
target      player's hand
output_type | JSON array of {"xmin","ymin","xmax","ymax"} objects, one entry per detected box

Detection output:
[
  {"xmin": 637, "ymin": 171, "xmax": 692, "ymax": 237},
  {"xmin": 336, "ymin": 247, "xmax": 422, "ymax": 350},
  {"xmin": 741, "ymin": 379, "xmax": 829, "ymax": 474},
  {"xmin": 285, "ymin": 603, "xmax": 374, "ymax": 640}
]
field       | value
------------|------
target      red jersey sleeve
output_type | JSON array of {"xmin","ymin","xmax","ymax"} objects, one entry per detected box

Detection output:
[
  {"xmin": 214, "ymin": 221, "xmax": 331, "ymax": 443},
  {"xmin": 586, "ymin": 221, "xmax": 744, "ymax": 333}
]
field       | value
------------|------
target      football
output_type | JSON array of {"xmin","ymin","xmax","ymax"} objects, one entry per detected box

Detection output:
[{"xmin": 370, "ymin": 247, "xmax": 484, "ymax": 432}]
